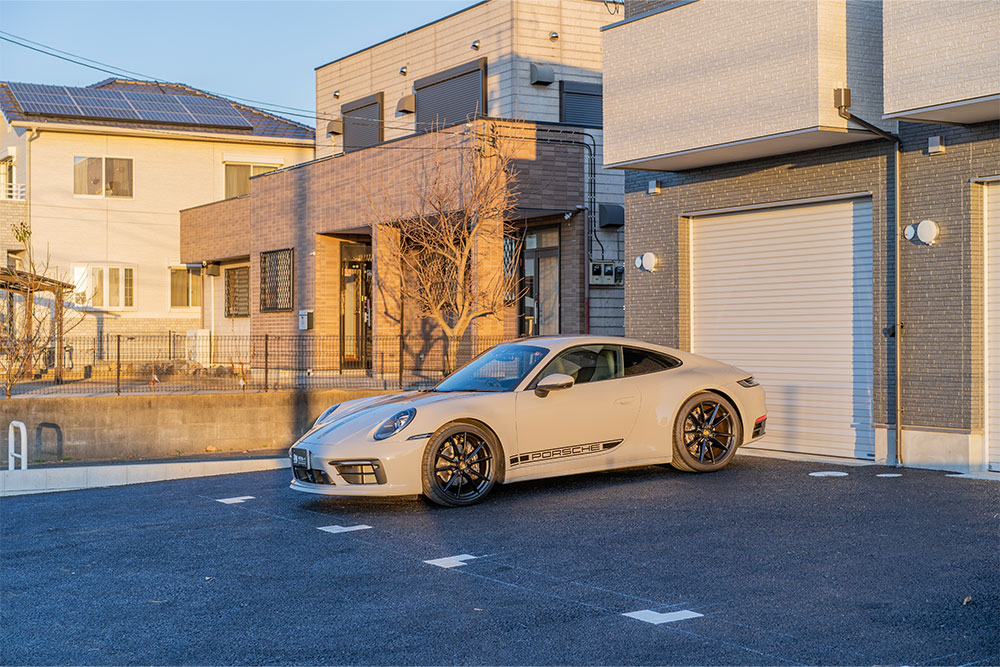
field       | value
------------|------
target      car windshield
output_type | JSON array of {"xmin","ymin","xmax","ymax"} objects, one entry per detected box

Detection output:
[{"xmin": 434, "ymin": 344, "xmax": 549, "ymax": 392}]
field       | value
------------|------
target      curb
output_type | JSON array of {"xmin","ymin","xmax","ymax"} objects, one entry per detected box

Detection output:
[{"xmin": 0, "ymin": 457, "xmax": 290, "ymax": 496}]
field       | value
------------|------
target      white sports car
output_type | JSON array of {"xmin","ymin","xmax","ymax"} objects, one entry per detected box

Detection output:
[{"xmin": 289, "ymin": 335, "xmax": 766, "ymax": 507}]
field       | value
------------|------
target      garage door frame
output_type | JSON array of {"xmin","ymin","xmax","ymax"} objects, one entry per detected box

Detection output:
[{"xmin": 685, "ymin": 191, "xmax": 876, "ymax": 460}]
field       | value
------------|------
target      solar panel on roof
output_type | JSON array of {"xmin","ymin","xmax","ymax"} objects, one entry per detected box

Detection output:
[{"xmin": 5, "ymin": 82, "xmax": 252, "ymax": 129}]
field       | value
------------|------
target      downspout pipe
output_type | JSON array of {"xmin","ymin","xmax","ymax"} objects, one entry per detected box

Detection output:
[{"xmin": 837, "ymin": 102, "xmax": 903, "ymax": 466}]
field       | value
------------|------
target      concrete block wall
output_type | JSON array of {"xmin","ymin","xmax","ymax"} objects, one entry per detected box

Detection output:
[
  {"xmin": 0, "ymin": 388, "xmax": 386, "ymax": 464},
  {"xmin": 0, "ymin": 199, "xmax": 25, "ymax": 258}
]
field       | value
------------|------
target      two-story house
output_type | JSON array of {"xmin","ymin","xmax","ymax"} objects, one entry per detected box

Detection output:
[
  {"xmin": 603, "ymin": 0, "xmax": 999, "ymax": 471},
  {"xmin": 180, "ymin": 0, "xmax": 626, "ymax": 374},
  {"xmin": 0, "ymin": 78, "xmax": 314, "ymax": 340}
]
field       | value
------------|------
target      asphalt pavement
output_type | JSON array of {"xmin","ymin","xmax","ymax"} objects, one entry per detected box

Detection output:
[{"xmin": 1, "ymin": 455, "xmax": 997, "ymax": 666}]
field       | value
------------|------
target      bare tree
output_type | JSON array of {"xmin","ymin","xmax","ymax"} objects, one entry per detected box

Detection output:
[
  {"xmin": 0, "ymin": 222, "xmax": 84, "ymax": 397},
  {"xmin": 365, "ymin": 120, "xmax": 523, "ymax": 372}
]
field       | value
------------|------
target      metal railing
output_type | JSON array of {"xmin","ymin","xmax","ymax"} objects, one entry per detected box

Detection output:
[
  {"xmin": 1, "ymin": 183, "xmax": 26, "ymax": 201},
  {"xmin": 4, "ymin": 333, "xmax": 511, "ymax": 397}
]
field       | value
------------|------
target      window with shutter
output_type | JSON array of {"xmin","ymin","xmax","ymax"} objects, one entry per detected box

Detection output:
[
  {"xmin": 560, "ymin": 81, "xmax": 603, "ymax": 128},
  {"xmin": 225, "ymin": 266, "xmax": 250, "ymax": 318},
  {"xmin": 341, "ymin": 93, "xmax": 384, "ymax": 151},
  {"xmin": 414, "ymin": 58, "xmax": 487, "ymax": 130}
]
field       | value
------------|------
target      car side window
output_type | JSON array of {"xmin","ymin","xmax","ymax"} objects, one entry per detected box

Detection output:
[
  {"xmin": 623, "ymin": 346, "xmax": 682, "ymax": 377},
  {"xmin": 534, "ymin": 344, "xmax": 622, "ymax": 386}
]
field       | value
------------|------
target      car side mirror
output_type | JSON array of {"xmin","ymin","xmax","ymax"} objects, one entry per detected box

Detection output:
[{"xmin": 534, "ymin": 373, "xmax": 574, "ymax": 398}]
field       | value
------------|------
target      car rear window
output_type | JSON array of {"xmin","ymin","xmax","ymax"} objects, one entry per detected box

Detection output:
[{"xmin": 623, "ymin": 347, "xmax": 681, "ymax": 377}]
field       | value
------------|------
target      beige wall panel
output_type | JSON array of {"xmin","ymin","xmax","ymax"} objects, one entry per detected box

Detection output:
[{"xmin": 884, "ymin": 0, "xmax": 1000, "ymax": 115}]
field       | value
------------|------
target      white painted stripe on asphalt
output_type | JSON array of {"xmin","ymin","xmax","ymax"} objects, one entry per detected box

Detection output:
[
  {"xmin": 424, "ymin": 554, "xmax": 477, "ymax": 568},
  {"xmin": 216, "ymin": 496, "xmax": 255, "ymax": 504},
  {"xmin": 809, "ymin": 471, "xmax": 849, "ymax": 477},
  {"xmin": 876, "ymin": 473, "xmax": 902, "ymax": 478},
  {"xmin": 623, "ymin": 609, "xmax": 704, "ymax": 624},
  {"xmin": 317, "ymin": 525, "xmax": 372, "ymax": 534}
]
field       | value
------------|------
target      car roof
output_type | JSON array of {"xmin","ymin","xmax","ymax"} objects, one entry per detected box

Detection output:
[{"xmin": 503, "ymin": 335, "xmax": 684, "ymax": 356}]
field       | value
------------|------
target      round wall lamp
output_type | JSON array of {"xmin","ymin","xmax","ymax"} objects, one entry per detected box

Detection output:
[
  {"xmin": 549, "ymin": 31, "xmax": 559, "ymax": 41},
  {"xmin": 399, "ymin": 65, "xmax": 408, "ymax": 76},
  {"xmin": 471, "ymin": 40, "xmax": 480, "ymax": 51},
  {"xmin": 634, "ymin": 252, "xmax": 658, "ymax": 272},
  {"xmin": 904, "ymin": 219, "xmax": 939, "ymax": 245}
]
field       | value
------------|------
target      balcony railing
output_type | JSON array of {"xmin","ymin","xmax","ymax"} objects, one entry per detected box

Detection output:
[{"xmin": 2, "ymin": 183, "xmax": 26, "ymax": 201}]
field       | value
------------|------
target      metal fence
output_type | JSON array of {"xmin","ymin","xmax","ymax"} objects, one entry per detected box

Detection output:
[{"xmin": 6, "ymin": 333, "xmax": 510, "ymax": 397}]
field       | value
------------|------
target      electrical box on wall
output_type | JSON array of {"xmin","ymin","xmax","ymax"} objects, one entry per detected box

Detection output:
[
  {"xmin": 298, "ymin": 310, "xmax": 314, "ymax": 331},
  {"xmin": 590, "ymin": 262, "xmax": 625, "ymax": 286}
]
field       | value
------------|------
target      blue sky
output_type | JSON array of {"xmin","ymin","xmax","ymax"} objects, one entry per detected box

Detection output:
[{"xmin": 0, "ymin": 0, "xmax": 474, "ymax": 127}]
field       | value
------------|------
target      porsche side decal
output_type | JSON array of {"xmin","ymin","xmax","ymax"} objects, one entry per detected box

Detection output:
[{"xmin": 509, "ymin": 439, "xmax": 623, "ymax": 467}]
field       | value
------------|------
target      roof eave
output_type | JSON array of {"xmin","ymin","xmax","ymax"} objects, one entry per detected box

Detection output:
[{"xmin": 9, "ymin": 120, "xmax": 315, "ymax": 146}]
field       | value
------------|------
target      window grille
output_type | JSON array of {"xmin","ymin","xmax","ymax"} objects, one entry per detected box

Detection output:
[
  {"xmin": 225, "ymin": 266, "xmax": 250, "ymax": 317},
  {"xmin": 503, "ymin": 235, "xmax": 520, "ymax": 305},
  {"xmin": 260, "ymin": 249, "xmax": 293, "ymax": 312}
]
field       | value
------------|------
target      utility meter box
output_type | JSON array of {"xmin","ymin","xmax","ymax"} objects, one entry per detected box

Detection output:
[
  {"xmin": 298, "ymin": 310, "xmax": 314, "ymax": 331},
  {"xmin": 590, "ymin": 262, "xmax": 624, "ymax": 286}
]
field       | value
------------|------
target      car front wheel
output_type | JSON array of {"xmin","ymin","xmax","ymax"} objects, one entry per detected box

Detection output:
[
  {"xmin": 421, "ymin": 422, "xmax": 501, "ymax": 507},
  {"xmin": 671, "ymin": 392, "xmax": 742, "ymax": 472}
]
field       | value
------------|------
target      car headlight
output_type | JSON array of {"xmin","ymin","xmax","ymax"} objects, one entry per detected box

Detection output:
[
  {"xmin": 737, "ymin": 376, "xmax": 759, "ymax": 388},
  {"xmin": 313, "ymin": 403, "xmax": 341, "ymax": 427},
  {"xmin": 374, "ymin": 408, "xmax": 416, "ymax": 441}
]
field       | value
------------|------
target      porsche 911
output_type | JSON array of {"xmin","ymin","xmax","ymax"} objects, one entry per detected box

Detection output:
[{"xmin": 289, "ymin": 335, "xmax": 766, "ymax": 506}]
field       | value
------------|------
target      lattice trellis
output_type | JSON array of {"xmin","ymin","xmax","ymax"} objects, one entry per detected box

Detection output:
[
  {"xmin": 260, "ymin": 249, "xmax": 293, "ymax": 312},
  {"xmin": 225, "ymin": 266, "xmax": 250, "ymax": 317},
  {"xmin": 503, "ymin": 235, "xmax": 520, "ymax": 305}
]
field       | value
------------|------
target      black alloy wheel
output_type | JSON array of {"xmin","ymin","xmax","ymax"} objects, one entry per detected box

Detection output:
[
  {"xmin": 671, "ymin": 392, "xmax": 741, "ymax": 472},
  {"xmin": 421, "ymin": 423, "xmax": 501, "ymax": 507}
]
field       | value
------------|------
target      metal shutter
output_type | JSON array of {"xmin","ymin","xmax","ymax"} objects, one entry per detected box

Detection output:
[
  {"xmin": 560, "ymin": 82, "xmax": 603, "ymax": 127},
  {"xmin": 415, "ymin": 69, "xmax": 483, "ymax": 129},
  {"xmin": 343, "ymin": 102, "xmax": 381, "ymax": 151},
  {"xmin": 986, "ymin": 183, "xmax": 1000, "ymax": 470},
  {"xmin": 691, "ymin": 198, "xmax": 875, "ymax": 459}
]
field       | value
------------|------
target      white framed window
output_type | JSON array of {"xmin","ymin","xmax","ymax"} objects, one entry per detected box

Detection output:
[
  {"xmin": 224, "ymin": 163, "xmax": 279, "ymax": 199},
  {"xmin": 169, "ymin": 266, "xmax": 202, "ymax": 309},
  {"xmin": 73, "ymin": 156, "xmax": 133, "ymax": 198},
  {"xmin": 72, "ymin": 263, "xmax": 136, "ymax": 310}
]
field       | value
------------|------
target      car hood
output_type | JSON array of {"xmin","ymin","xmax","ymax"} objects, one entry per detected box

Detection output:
[{"xmin": 298, "ymin": 390, "xmax": 484, "ymax": 444}]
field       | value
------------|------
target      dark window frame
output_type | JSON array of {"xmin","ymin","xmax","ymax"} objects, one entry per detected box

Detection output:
[
  {"xmin": 259, "ymin": 248, "xmax": 294, "ymax": 313},
  {"xmin": 622, "ymin": 346, "xmax": 682, "ymax": 377}
]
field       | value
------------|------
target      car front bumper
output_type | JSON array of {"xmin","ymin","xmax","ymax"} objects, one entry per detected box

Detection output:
[{"xmin": 288, "ymin": 437, "xmax": 427, "ymax": 497}]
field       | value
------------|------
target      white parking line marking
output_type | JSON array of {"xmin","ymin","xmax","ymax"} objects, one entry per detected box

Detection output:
[
  {"xmin": 424, "ymin": 554, "xmax": 477, "ymax": 568},
  {"xmin": 317, "ymin": 524, "xmax": 372, "ymax": 534},
  {"xmin": 876, "ymin": 473, "xmax": 902, "ymax": 478},
  {"xmin": 623, "ymin": 609, "xmax": 704, "ymax": 624},
  {"xmin": 809, "ymin": 471, "xmax": 848, "ymax": 477},
  {"xmin": 216, "ymin": 496, "xmax": 255, "ymax": 504}
]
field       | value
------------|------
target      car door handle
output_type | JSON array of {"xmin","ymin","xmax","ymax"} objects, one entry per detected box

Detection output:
[{"xmin": 613, "ymin": 395, "xmax": 637, "ymax": 406}]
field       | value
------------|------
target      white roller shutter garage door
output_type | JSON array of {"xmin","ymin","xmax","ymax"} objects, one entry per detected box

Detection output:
[
  {"xmin": 691, "ymin": 198, "xmax": 875, "ymax": 459},
  {"xmin": 986, "ymin": 182, "xmax": 1000, "ymax": 471}
]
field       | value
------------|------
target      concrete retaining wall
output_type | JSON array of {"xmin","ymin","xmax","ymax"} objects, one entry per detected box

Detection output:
[{"xmin": 0, "ymin": 389, "xmax": 388, "ymax": 464}]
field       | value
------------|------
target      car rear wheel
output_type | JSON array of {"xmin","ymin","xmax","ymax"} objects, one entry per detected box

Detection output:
[
  {"xmin": 672, "ymin": 392, "xmax": 741, "ymax": 472},
  {"xmin": 421, "ymin": 423, "xmax": 501, "ymax": 507}
]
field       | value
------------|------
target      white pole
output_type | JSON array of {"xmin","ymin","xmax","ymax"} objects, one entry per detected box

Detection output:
[{"xmin": 8, "ymin": 420, "xmax": 27, "ymax": 470}]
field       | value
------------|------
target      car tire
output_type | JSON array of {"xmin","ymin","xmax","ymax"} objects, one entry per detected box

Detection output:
[
  {"xmin": 671, "ymin": 392, "xmax": 742, "ymax": 473},
  {"xmin": 421, "ymin": 422, "xmax": 502, "ymax": 507}
]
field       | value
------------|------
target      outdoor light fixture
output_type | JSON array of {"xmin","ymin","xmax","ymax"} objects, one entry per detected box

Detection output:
[
  {"xmin": 647, "ymin": 180, "xmax": 661, "ymax": 195},
  {"xmin": 634, "ymin": 252, "xmax": 658, "ymax": 272},
  {"xmin": 905, "ymin": 219, "xmax": 940, "ymax": 245},
  {"xmin": 332, "ymin": 90, "xmax": 340, "ymax": 99},
  {"xmin": 471, "ymin": 40, "xmax": 480, "ymax": 50},
  {"xmin": 549, "ymin": 31, "xmax": 559, "ymax": 41},
  {"xmin": 399, "ymin": 65, "xmax": 408, "ymax": 75}
]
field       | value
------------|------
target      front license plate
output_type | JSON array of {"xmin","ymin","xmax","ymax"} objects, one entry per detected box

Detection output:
[{"xmin": 291, "ymin": 449, "xmax": 309, "ymax": 467}]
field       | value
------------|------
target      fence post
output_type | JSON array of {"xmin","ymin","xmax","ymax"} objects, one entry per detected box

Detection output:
[
  {"xmin": 263, "ymin": 334, "xmax": 269, "ymax": 392},
  {"xmin": 397, "ymin": 335, "xmax": 404, "ymax": 389},
  {"xmin": 115, "ymin": 335, "xmax": 121, "ymax": 396}
]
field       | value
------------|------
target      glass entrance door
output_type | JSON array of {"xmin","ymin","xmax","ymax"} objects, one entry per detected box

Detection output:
[
  {"xmin": 522, "ymin": 228, "xmax": 559, "ymax": 335},
  {"xmin": 341, "ymin": 243, "xmax": 372, "ymax": 369}
]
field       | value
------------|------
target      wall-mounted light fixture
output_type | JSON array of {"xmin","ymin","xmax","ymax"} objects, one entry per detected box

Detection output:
[
  {"xmin": 471, "ymin": 40, "xmax": 480, "ymax": 51},
  {"xmin": 904, "ymin": 219, "xmax": 939, "ymax": 245},
  {"xmin": 549, "ymin": 31, "xmax": 559, "ymax": 41},
  {"xmin": 647, "ymin": 180, "xmax": 661, "ymax": 195},
  {"xmin": 332, "ymin": 90, "xmax": 340, "ymax": 99},
  {"xmin": 399, "ymin": 65, "xmax": 408, "ymax": 76},
  {"xmin": 634, "ymin": 252, "xmax": 658, "ymax": 272}
]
